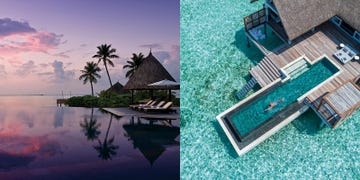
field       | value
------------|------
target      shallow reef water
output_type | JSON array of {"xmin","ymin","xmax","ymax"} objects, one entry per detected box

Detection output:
[{"xmin": 180, "ymin": 0, "xmax": 360, "ymax": 179}]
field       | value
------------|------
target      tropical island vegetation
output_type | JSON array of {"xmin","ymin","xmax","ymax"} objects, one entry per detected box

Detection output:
[{"xmin": 65, "ymin": 43, "xmax": 179, "ymax": 108}]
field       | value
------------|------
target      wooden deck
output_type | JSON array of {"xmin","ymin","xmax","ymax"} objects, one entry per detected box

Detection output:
[
  {"xmin": 102, "ymin": 107, "xmax": 180, "ymax": 120},
  {"xmin": 249, "ymin": 56, "xmax": 281, "ymax": 87},
  {"xmin": 263, "ymin": 21, "xmax": 360, "ymax": 102},
  {"xmin": 306, "ymin": 81, "xmax": 360, "ymax": 128}
]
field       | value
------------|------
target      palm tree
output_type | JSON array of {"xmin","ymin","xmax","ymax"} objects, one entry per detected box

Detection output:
[
  {"xmin": 123, "ymin": 53, "xmax": 145, "ymax": 78},
  {"xmin": 94, "ymin": 115, "xmax": 119, "ymax": 160},
  {"xmin": 80, "ymin": 108, "xmax": 101, "ymax": 141},
  {"xmin": 79, "ymin": 62, "xmax": 101, "ymax": 96},
  {"xmin": 92, "ymin": 44, "xmax": 119, "ymax": 87}
]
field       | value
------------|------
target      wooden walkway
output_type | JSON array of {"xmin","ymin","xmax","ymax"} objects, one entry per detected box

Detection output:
[
  {"xmin": 102, "ymin": 107, "xmax": 180, "ymax": 120},
  {"xmin": 263, "ymin": 21, "xmax": 360, "ymax": 102},
  {"xmin": 307, "ymin": 81, "xmax": 360, "ymax": 128},
  {"xmin": 324, "ymin": 82, "xmax": 360, "ymax": 115},
  {"xmin": 250, "ymin": 56, "xmax": 281, "ymax": 87}
]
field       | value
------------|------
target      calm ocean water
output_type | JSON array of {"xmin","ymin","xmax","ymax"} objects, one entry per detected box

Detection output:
[
  {"xmin": 180, "ymin": 0, "xmax": 359, "ymax": 179},
  {"xmin": 0, "ymin": 96, "xmax": 179, "ymax": 179}
]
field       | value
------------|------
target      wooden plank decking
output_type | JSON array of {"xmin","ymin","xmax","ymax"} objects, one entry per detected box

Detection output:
[
  {"xmin": 324, "ymin": 82, "xmax": 360, "ymax": 116},
  {"xmin": 102, "ymin": 107, "xmax": 180, "ymax": 120},
  {"xmin": 263, "ymin": 21, "xmax": 360, "ymax": 103},
  {"xmin": 249, "ymin": 56, "xmax": 281, "ymax": 87}
]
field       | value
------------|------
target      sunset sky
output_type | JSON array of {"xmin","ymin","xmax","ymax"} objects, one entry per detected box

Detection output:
[{"xmin": 0, "ymin": 0, "xmax": 179, "ymax": 95}]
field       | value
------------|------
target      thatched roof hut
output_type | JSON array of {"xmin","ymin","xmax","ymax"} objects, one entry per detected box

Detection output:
[
  {"xmin": 124, "ymin": 52, "xmax": 176, "ymax": 90},
  {"xmin": 106, "ymin": 82, "xmax": 130, "ymax": 94},
  {"xmin": 272, "ymin": 0, "xmax": 360, "ymax": 41}
]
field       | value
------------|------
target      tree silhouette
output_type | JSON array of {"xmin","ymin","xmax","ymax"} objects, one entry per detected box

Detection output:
[
  {"xmin": 80, "ymin": 108, "xmax": 101, "ymax": 141},
  {"xmin": 92, "ymin": 44, "xmax": 119, "ymax": 87},
  {"xmin": 123, "ymin": 53, "xmax": 144, "ymax": 78},
  {"xmin": 79, "ymin": 62, "xmax": 101, "ymax": 96},
  {"xmin": 93, "ymin": 114, "xmax": 119, "ymax": 160}
]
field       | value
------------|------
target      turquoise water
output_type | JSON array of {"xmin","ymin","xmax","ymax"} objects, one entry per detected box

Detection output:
[
  {"xmin": 257, "ymin": 25, "xmax": 284, "ymax": 51},
  {"xmin": 231, "ymin": 58, "xmax": 338, "ymax": 136},
  {"xmin": 180, "ymin": 0, "xmax": 360, "ymax": 179}
]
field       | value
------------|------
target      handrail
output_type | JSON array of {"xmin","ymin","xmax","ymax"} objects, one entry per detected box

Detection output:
[{"xmin": 243, "ymin": 8, "xmax": 266, "ymax": 32}]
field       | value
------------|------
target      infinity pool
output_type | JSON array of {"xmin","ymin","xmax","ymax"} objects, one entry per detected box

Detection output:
[
  {"xmin": 0, "ymin": 96, "xmax": 179, "ymax": 179},
  {"xmin": 229, "ymin": 58, "xmax": 339, "ymax": 136}
]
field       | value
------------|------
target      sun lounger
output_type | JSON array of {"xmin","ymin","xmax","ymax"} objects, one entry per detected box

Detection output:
[
  {"xmin": 137, "ymin": 101, "xmax": 166, "ymax": 111},
  {"xmin": 143, "ymin": 102, "xmax": 175, "ymax": 113},
  {"xmin": 129, "ymin": 100, "xmax": 154, "ymax": 110}
]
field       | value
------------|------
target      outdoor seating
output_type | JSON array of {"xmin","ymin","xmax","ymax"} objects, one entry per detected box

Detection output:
[
  {"xmin": 137, "ymin": 101, "xmax": 166, "ymax": 111},
  {"xmin": 333, "ymin": 43, "xmax": 357, "ymax": 64},
  {"xmin": 143, "ymin": 102, "xmax": 176, "ymax": 113},
  {"xmin": 130, "ymin": 100, "xmax": 155, "ymax": 110}
]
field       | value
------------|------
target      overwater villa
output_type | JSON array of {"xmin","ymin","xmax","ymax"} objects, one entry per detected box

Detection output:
[{"xmin": 217, "ymin": 0, "xmax": 360, "ymax": 156}]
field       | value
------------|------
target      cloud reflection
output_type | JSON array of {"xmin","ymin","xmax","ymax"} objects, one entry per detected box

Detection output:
[{"xmin": 0, "ymin": 131, "xmax": 62, "ymax": 169}]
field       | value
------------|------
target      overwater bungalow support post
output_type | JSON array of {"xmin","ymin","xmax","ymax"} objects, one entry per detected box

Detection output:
[{"xmin": 264, "ymin": 23, "xmax": 267, "ymax": 39}]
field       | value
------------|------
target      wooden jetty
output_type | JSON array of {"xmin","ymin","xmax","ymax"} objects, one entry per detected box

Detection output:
[
  {"xmin": 102, "ymin": 107, "xmax": 179, "ymax": 126},
  {"xmin": 56, "ymin": 99, "xmax": 67, "ymax": 106}
]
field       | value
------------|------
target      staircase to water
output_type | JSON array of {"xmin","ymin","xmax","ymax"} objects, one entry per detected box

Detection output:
[
  {"xmin": 249, "ymin": 56, "xmax": 281, "ymax": 87},
  {"xmin": 284, "ymin": 58, "xmax": 309, "ymax": 79},
  {"xmin": 236, "ymin": 77, "xmax": 258, "ymax": 100}
]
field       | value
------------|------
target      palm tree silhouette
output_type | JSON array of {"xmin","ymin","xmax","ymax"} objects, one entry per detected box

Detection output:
[
  {"xmin": 80, "ymin": 108, "xmax": 101, "ymax": 141},
  {"xmin": 123, "ymin": 53, "xmax": 145, "ymax": 78},
  {"xmin": 92, "ymin": 44, "xmax": 119, "ymax": 87},
  {"xmin": 94, "ymin": 114, "xmax": 119, "ymax": 160},
  {"xmin": 79, "ymin": 62, "xmax": 101, "ymax": 96}
]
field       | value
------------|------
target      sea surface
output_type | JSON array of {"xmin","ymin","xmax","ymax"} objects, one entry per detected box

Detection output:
[
  {"xmin": 0, "ymin": 96, "xmax": 179, "ymax": 179},
  {"xmin": 180, "ymin": 0, "xmax": 359, "ymax": 179}
]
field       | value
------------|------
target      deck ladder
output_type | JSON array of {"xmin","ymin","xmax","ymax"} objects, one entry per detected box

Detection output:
[{"xmin": 236, "ymin": 77, "xmax": 258, "ymax": 100}]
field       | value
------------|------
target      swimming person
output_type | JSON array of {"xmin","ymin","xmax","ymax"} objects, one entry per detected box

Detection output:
[{"xmin": 264, "ymin": 98, "xmax": 284, "ymax": 112}]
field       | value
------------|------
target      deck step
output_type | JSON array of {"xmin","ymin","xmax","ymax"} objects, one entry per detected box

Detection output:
[
  {"xmin": 236, "ymin": 77, "xmax": 258, "ymax": 100},
  {"xmin": 250, "ymin": 57, "xmax": 281, "ymax": 87}
]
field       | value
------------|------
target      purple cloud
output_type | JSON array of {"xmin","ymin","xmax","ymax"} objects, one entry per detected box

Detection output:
[
  {"xmin": 15, "ymin": 60, "xmax": 37, "ymax": 77},
  {"xmin": 0, "ymin": 19, "xmax": 64, "ymax": 55},
  {"xmin": 0, "ymin": 18, "xmax": 36, "ymax": 37},
  {"xmin": 33, "ymin": 32, "xmax": 63, "ymax": 48},
  {"xmin": 51, "ymin": 60, "xmax": 75, "ymax": 83},
  {"xmin": 0, "ymin": 65, "xmax": 7, "ymax": 78}
]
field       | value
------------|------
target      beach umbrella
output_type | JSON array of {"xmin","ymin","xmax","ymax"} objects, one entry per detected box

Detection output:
[{"xmin": 148, "ymin": 79, "xmax": 180, "ymax": 100}]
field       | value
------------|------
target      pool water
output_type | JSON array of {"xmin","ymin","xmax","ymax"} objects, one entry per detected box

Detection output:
[
  {"xmin": 0, "ymin": 96, "xmax": 179, "ymax": 179},
  {"xmin": 230, "ymin": 58, "xmax": 339, "ymax": 136},
  {"xmin": 180, "ymin": 0, "xmax": 360, "ymax": 179}
]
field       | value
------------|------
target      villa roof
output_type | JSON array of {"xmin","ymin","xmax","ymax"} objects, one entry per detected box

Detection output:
[
  {"xmin": 272, "ymin": 0, "xmax": 360, "ymax": 40},
  {"xmin": 106, "ymin": 82, "xmax": 130, "ymax": 94},
  {"xmin": 123, "ymin": 52, "xmax": 176, "ymax": 90}
]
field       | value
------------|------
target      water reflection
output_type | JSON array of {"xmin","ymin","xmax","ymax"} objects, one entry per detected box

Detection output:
[
  {"xmin": 0, "ymin": 96, "xmax": 179, "ymax": 178},
  {"xmin": 0, "ymin": 152, "xmax": 35, "ymax": 170},
  {"xmin": 54, "ymin": 107, "xmax": 64, "ymax": 128},
  {"xmin": 123, "ymin": 119, "xmax": 180, "ymax": 166},
  {"xmin": 16, "ymin": 111, "xmax": 34, "ymax": 128},
  {"xmin": 93, "ymin": 114, "xmax": 119, "ymax": 160},
  {"xmin": 80, "ymin": 108, "xmax": 101, "ymax": 141}
]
